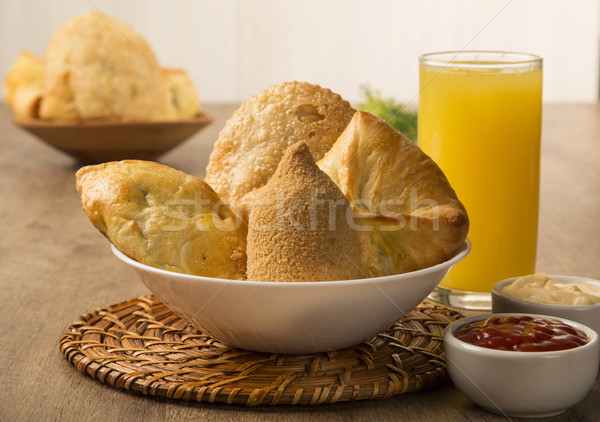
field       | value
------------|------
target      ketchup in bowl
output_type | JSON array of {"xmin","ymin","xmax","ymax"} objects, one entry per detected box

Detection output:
[{"xmin": 454, "ymin": 315, "xmax": 589, "ymax": 351}]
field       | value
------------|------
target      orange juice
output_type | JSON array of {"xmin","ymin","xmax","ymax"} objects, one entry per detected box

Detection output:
[{"xmin": 419, "ymin": 52, "xmax": 542, "ymax": 295}]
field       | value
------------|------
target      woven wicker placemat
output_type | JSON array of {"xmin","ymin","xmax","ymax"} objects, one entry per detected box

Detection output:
[{"xmin": 60, "ymin": 295, "xmax": 462, "ymax": 406}]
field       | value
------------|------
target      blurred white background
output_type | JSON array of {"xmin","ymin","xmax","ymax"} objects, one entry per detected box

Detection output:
[{"xmin": 1, "ymin": 0, "xmax": 599, "ymax": 104}]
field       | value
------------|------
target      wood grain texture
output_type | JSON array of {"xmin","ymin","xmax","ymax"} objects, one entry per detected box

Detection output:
[
  {"xmin": 11, "ymin": 114, "xmax": 213, "ymax": 163},
  {"xmin": 1, "ymin": 103, "xmax": 599, "ymax": 421}
]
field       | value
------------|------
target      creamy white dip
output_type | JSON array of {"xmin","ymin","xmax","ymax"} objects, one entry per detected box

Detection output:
[{"xmin": 502, "ymin": 273, "xmax": 600, "ymax": 305}]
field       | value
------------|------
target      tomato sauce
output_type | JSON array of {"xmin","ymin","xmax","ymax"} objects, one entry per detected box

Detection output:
[{"xmin": 454, "ymin": 315, "xmax": 589, "ymax": 352}]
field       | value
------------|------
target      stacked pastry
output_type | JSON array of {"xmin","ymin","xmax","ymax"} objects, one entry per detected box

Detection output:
[
  {"xmin": 77, "ymin": 81, "xmax": 469, "ymax": 281},
  {"xmin": 4, "ymin": 11, "xmax": 200, "ymax": 120}
]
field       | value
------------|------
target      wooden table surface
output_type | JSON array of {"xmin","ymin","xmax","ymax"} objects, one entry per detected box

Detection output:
[{"xmin": 1, "ymin": 103, "xmax": 599, "ymax": 421}]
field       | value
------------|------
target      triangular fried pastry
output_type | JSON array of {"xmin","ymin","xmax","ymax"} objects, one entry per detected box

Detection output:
[
  {"xmin": 76, "ymin": 160, "xmax": 246, "ymax": 279},
  {"xmin": 246, "ymin": 142, "xmax": 363, "ymax": 282},
  {"xmin": 317, "ymin": 111, "xmax": 469, "ymax": 277}
]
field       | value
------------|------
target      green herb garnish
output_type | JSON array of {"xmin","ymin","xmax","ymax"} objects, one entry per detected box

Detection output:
[{"xmin": 358, "ymin": 85, "xmax": 417, "ymax": 142}]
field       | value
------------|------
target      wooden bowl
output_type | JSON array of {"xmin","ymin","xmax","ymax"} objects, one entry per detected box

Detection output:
[{"xmin": 12, "ymin": 113, "xmax": 214, "ymax": 163}]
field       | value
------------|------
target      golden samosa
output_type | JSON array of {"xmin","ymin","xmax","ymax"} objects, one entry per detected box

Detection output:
[{"xmin": 317, "ymin": 111, "xmax": 469, "ymax": 277}]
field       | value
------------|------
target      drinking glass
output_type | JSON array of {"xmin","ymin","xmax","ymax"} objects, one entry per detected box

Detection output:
[{"xmin": 418, "ymin": 51, "xmax": 543, "ymax": 309}]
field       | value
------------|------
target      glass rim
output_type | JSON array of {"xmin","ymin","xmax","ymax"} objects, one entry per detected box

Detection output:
[{"xmin": 419, "ymin": 50, "xmax": 542, "ymax": 69}]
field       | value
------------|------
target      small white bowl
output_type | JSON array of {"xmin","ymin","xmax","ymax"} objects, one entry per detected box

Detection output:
[
  {"xmin": 492, "ymin": 275, "xmax": 600, "ymax": 334},
  {"xmin": 444, "ymin": 313, "xmax": 599, "ymax": 418},
  {"xmin": 111, "ymin": 241, "xmax": 470, "ymax": 354}
]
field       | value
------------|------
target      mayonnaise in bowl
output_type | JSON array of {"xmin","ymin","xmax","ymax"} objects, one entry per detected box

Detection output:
[{"xmin": 501, "ymin": 273, "xmax": 600, "ymax": 306}]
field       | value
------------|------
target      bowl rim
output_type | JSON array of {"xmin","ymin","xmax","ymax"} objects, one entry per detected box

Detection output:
[
  {"xmin": 12, "ymin": 113, "xmax": 214, "ymax": 128},
  {"xmin": 492, "ymin": 275, "xmax": 600, "ymax": 309},
  {"xmin": 445, "ymin": 312, "xmax": 599, "ymax": 356},
  {"xmin": 111, "ymin": 238, "xmax": 471, "ymax": 287}
]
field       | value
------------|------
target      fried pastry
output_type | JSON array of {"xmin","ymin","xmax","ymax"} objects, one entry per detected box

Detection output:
[
  {"xmin": 40, "ymin": 11, "xmax": 170, "ymax": 120},
  {"xmin": 317, "ymin": 111, "xmax": 469, "ymax": 276},
  {"xmin": 5, "ymin": 12, "xmax": 202, "ymax": 121},
  {"xmin": 76, "ymin": 160, "xmax": 246, "ymax": 279},
  {"xmin": 205, "ymin": 81, "xmax": 355, "ymax": 205},
  {"xmin": 246, "ymin": 142, "xmax": 363, "ymax": 282},
  {"xmin": 3, "ymin": 51, "xmax": 44, "ymax": 118},
  {"xmin": 164, "ymin": 68, "xmax": 201, "ymax": 119}
]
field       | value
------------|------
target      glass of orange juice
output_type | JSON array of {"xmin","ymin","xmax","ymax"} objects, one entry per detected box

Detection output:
[{"xmin": 419, "ymin": 51, "xmax": 543, "ymax": 310}]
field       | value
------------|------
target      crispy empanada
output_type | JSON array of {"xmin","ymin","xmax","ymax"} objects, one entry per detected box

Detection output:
[
  {"xmin": 3, "ymin": 51, "xmax": 44, "ymax": 118},
  {"xmin": 76, "ymin": 160, "xmax": 246, "ymax": 279},
  {"xmin": 163, "ymin": 68, "xmax": 201, "ymax": 119},
  {"xmin": 317, "ymin": 111, "xmax": 469, "ymax": 276},
  {"xmin": 40, "ymin": 11, "xmax": 170, "ymax": 120},
  {"xmin": 205, "ymin": 81, "xmax": 355, "ymax": 205}
]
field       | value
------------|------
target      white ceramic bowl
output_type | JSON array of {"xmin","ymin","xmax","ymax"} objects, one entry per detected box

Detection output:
[
  {"xmin": 492, "ymin": 275, "xmax": 600, "ymax": 334},
  {"xmin": 112, "ymin": 241, "xmax": 470, "ymax": 354},
  {"xmin": 444, "ymin": 313, "xmax": 599, "ymax": 418}
]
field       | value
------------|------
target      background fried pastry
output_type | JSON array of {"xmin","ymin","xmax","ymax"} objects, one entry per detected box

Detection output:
[
  {"xmin": 317, "ymin": 111, "xmax": 469, "ymax": 276},
  {"xmin": 76, "ymin": 160, "xmax": 246, "ymax": 279},
  {"xmin": 3, "ymin": 51, "xmax": 44, "ymax": 118},
  {"xmin": 40, "ymin": 11, "xmax": 170, "ymax": 121},
  {"xmin": 4, "ymin": 12, "xmax": 202, "ymax": 121},
  {"xmin": 205, "ymin": 81, "xmax": 356, "ymax": 205},
  {"xmin": 163, "ymin": 68, "xmax": 201, "ymax": 119}
]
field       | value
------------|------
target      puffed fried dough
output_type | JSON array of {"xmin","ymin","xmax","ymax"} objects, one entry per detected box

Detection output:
[
  {"xmin": 76, "ymin": 160, "xmax": 246, "ymax": 279},
  {"xmin": 317, "ymin": 111, "xmax": 469, "ymax": 276},
  {"xmin": 3, "ymin": 51, "xmax": 44, "ymax": 118},
  {"xmin": 205, "ymin": 81, "xmax": 356, "ymax": 204},
  {"xmin": 163, "ymin": 68, "xmax": 201, "ymax": 119},
  {"xmin": 40, "ymin": 11, "xmax": 169, "ymax": 120},
  {"xmin": 246, "ymin": 142, "xmax": 363, "ymax": 282}
]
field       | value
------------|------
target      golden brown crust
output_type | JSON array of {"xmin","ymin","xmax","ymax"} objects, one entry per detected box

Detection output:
[
  {"xmin": 3, "ymin": 51, "xmax": 44, "ymax": 118},
  {"xmin": 246, "ymin": 142, "xmax": 363, "ymax": 282},
  {"xmin": 317, "ymin": 111, "xmax": 469, "ymax": 276},
  {"xmin": 6, "ymin": 14, "xmax": 201, "ymax": 122},
  {"xmin": 76, "ymin": 160, "xmax": 247, "ymax": 279},
  {"xmin": 205, "ymin": 81, "xmax": 356, "ymax": 204},
  {"xmin": 40, "ymin": 11, "xmax": 169, "ymax": 121},
  {"xmin": 163, "ymin": 68, "xmax": 200, "ymax": 119}
]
